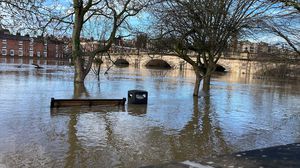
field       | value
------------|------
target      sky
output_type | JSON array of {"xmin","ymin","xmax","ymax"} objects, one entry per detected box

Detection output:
[{"xmin": 0, "ymin": 0, "xmax": 298, "ymax": 47}]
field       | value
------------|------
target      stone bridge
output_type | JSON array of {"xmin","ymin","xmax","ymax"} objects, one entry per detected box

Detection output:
[{"xmin": 104, "ymin": 53, "xmax": 298, "ymax": 75}]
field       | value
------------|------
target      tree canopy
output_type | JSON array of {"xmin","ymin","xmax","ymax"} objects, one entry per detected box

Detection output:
[{"xmin": 151, "ymin": 0, "xmax": 275, "ymax": 95}]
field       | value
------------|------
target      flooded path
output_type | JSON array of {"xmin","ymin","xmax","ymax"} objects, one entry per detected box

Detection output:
[{"xmin": 0, "ymin": 58, "xmax": 299, "ymax": 167}]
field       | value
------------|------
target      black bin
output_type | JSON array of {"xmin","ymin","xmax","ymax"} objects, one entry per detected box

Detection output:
[{"xmin": 128, "ymin": 90, "xmax": 148, "ymax": 104}]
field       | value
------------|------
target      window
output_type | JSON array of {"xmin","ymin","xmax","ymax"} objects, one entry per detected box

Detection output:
[
  {"xmin": 29, "ymin": 51, "xmax": 33, "ymax": 57},
  {"xmin": 18, "ymin": 50, "xmax": 23, "ymax": 57},
  {"xmin": 30, "ymin": 38, "xmax": 34, "ymax": 44},
  {"xmin": 1, "ymin": 49, "xmax": 7, "ymax": 56},
  {"xmin": 55, "ymin": 45, "xmax": 59, "ymax": 57},
  {"xmin": 44, "ymin": 52, "xmax": 47, "ymax": 57},
  {"xmin": 18, "ymin": 41, "xmax": 23, "ymax": 50},
  {"xmin": 10, "ymin": 49, "xmax": 14, "ymax": 56},
  {"xmin": 37, "ymin": 51, "xmax": 40, "ymax": 57},
  {"xmin": 2, "ymin": 39, "xmax": 7, "ymax": 48}
]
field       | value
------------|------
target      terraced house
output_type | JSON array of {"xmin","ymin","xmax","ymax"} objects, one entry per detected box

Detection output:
[{"xmin": 0, "ymin": 29, "xmax": 66, "ymax": 59}]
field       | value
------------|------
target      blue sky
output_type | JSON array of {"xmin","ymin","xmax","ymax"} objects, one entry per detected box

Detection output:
[{"xmin": 1, "ymin": 0, "xmax": 298, "ymax": 46}]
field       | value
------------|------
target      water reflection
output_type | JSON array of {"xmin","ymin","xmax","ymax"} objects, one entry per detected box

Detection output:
[
  {"xmin": 0, "ymin": 57, "xmax": 69, "ymax": 66},
  {"xmin": 173, "ymin": 96, "xmax": 232, "ymax": 160},
  {"xmin": 65, "ymin": 110, "xmax": 80, "ymax": 168},
  {"xmin": 127, "ymin": 104, "xmax": 148, "ymax": 116},
  {"xmin": 55, "ymin": 96, "xmax": 231, "ymax": 167}
]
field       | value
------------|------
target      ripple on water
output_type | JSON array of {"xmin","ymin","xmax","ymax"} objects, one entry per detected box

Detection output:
[{"xmin": 0, "ymin": 62, "xmax": 300, "ymax": 167}]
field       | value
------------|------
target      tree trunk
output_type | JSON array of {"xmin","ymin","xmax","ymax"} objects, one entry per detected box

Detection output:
[
  {"xmin": 193, "ymin": 66, "xmax": 202, "ymax": 97},
  {"xmin": 202, "ymin": 64, "xmax": 213, "ymax": 92},
  {"xmin": 74, "ymin": 57, "xmax": 85, "ymax": 83},
  {"xmin": 73, "ymin": 83, "xmax": 89, "ymax": 98},
  {"xmin": 96, "ymin": 63, "xmax": 101, "ymax": 81},
  {"xmin": 72, "ymin": 1, "xmax": 85, "ymax": 83},
  {"xmin": 202, "ymin": 74, "xmax": 211, "ymax": 92}
]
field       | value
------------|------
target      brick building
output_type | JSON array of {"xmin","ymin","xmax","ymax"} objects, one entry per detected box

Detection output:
[{"xmin": 0, "ymin": 29, "xmax": 65, "ymax": 59}]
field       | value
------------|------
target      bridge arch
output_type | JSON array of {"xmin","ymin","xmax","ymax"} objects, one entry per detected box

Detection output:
[
  {"xmin": 217, "ymin": 60, "xmax": 233, "ymax": 72},
  {"xmin": 114, "ymin": 58, "xmax": 129, "ymax": 67},
  {"xmin": 215, "ymin": 64, "xmax": 226, "ymax": 72},
  {"xmin": 145, "ymin": 59, "xmax": 172, "ymax": 69}
]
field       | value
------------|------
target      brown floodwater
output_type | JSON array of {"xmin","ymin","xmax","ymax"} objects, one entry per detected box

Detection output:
[{"xmin": 0, "ymin": 57, "xmax": 299, "ymax": 168}]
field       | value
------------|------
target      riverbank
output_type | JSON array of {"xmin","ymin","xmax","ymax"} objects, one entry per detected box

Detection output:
[{"xmin": 143, "ymin": 143, "xmax": 300, "ymax": 168}]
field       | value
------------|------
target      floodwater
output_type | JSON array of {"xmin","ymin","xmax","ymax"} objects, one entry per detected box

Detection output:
[{"xmin": 0, "ymin": 57, "xmax": 299, "ymax": 168}]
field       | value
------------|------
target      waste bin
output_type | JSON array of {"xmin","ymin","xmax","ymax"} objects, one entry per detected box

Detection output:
[{"xmin": 128, "ymin": 90, "xmax": 148, "ymax": 104}]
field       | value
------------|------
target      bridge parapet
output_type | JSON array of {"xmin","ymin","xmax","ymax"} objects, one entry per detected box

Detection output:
[{"xmin": 103, "ymin": 53, "xmax": 298, "ymax": 76}]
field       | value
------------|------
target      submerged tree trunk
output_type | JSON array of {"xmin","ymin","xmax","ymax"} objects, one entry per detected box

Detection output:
[
  {"xmin": 74, "ymin": 57, "xmax": 85, "ymax": 83},
  {"xmin": 73, "ymin": 83, "xmax": 89, "ymax": 98},
  {"xmin": 193, "ymin": 66, "xmax": 202, "ymax": 97},
  {"xmin": 202, "ymin": 74, "xmax": 211, "ymax": 92},
  {"xmin": 201, "ymin": 61, "xmax": 215, "ymax": 93},
  {"xmin": 96, "ymin": 63, "xmax": 101, "ymax": 81},
  {"xmin": 202, "ymin": 64, "xmax": 215, "ymax": 92}
]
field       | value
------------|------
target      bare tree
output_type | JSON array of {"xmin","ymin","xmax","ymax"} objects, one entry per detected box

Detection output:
[
  {"xmin": 0, "ymin": 1, "xmax": 39, "ymax": 31},
  {"xmin": 261, "ymin": 0, "xmax": 300, "ymax": 56},
  {"xmin": 1, "ymin": 0, "xmax": 152, "ymax": 83},
  {"xmin": 68, "ymin": 0, "xmax": 152, "ymax": 83},
  {"xmin": 0, "ymin": 0, "xmax": 67, "ymax": 36},
  {"xmin": 135, "ymin": 33, "xmax": 148, "ymax": 55},
  {"xmin": 273, "ymin": 0, "xmax": 300, "ymax": 11},
  {"xmin": 91, "ymin": 56, "xmax": 104, "ymax": 81},
  {"xmin": 153, "ymin": 0, "xmax": 272, "ymax": 96}
]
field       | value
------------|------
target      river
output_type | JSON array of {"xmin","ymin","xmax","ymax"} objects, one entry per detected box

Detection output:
[{"xmin": 0, "ymin": 57, "xmax": 299, "ymax": 168}]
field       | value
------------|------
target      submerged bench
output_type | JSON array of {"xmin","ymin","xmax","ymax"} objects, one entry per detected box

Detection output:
[{"xmin": 50, "ymin": 97, "xmax": 126, "ymax": 108}]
